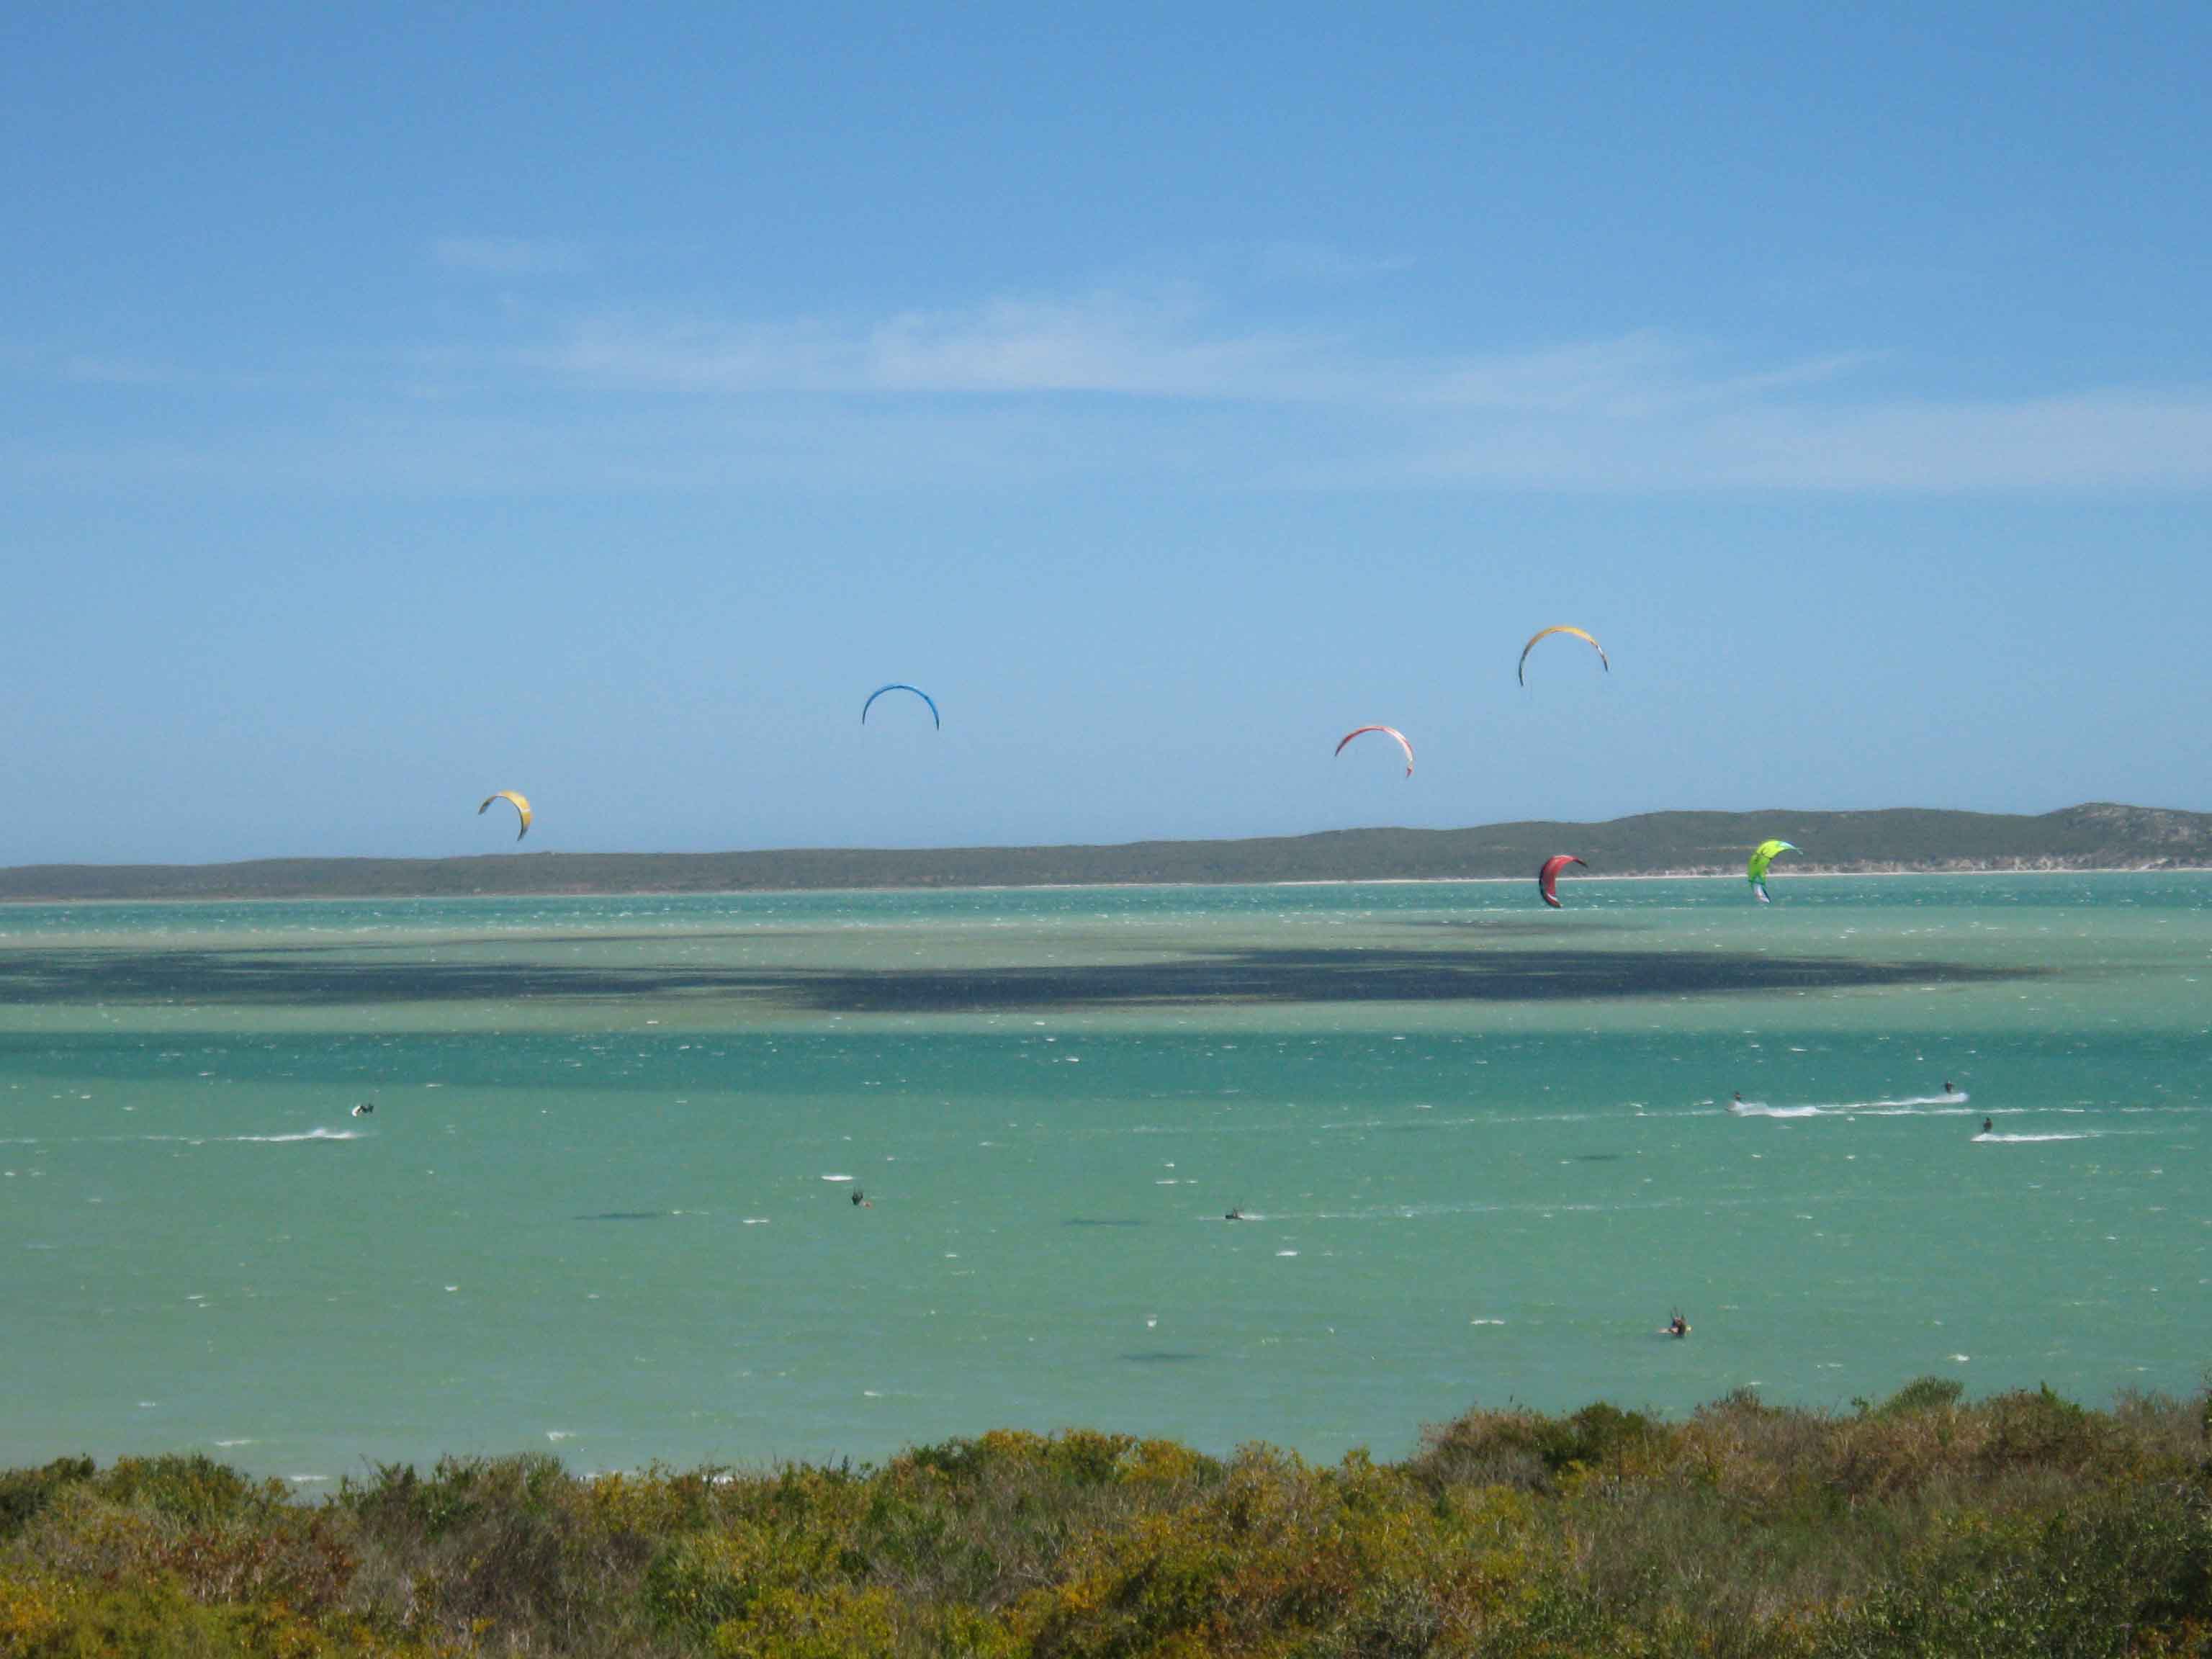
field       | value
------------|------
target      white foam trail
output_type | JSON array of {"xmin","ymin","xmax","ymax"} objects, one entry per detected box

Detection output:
[
  {"xmin": 1732, "ymin": 1092, "xmax": 1969, "ymax": 1119},
  {"xmin": 60, "ymin": 1128, "xmax": 364, "ymax": 1146},
  {"xmin": 1288, "ymin": 1193, "xmax": 1766, "ymax": 1223},
  {"xmin": 820, "ymin": 1174, "xmax": 855, "ymax": 1182},
  {"xmin": 1975, "ymin": 1133, "xmax": 2092, "ymax": 1143}
]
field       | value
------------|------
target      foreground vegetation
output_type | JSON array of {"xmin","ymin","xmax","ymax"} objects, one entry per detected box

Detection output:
[
  {"xmin": 5, "ymin": 1380, "xmax": 2211, "ymax": 1656},
  {"xmin": 4, "ymin": 803, "xmax": 2208, "ymax": 901}
]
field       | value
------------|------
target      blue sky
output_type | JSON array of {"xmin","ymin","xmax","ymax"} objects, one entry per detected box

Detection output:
[{"xmin": 5, "ymin": 4, "xmax": 2208, "ymax": 863}]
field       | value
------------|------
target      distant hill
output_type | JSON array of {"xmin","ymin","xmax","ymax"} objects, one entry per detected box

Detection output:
[{"xmin": 2, "ymin": 804, "xmax": 2207, "ymax": 904}]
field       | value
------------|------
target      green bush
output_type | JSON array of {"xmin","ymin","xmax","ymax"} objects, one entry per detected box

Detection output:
[
  {"xmin": 646, "ymin": 1527, "xmax": 779, "ymax": 1637},
  {"xmin": 0, "ymin": 1459, "xmax": 93, "ymax": 1542},
  {"xmin": 92, "ymin": 1454, "xmax": 275, "ymax": 1529},
  {"xmin": 1875, "ymin": 1375, "xmax": 1966, "ymax": 1417},
  {"xmin": 6, "ymin": 1382, "xmax": 2212, "ymax": 1658}
]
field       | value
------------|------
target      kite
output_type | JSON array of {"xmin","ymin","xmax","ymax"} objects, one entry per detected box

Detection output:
[
  {"xmin": 861, "ymin": 683, "xmax": 941, "ymax": 728},
  {"xmin": 479, "ymin": 790, "xmax": 531, "ymax": 841},
  {"xmin": 1517, "ymin": 626, "xmax": 1610, "ymax": 687},
  {"xmin": 1748, "ymin": 839, "xmax": 1797, "ymax": 903},
  {"xmin": 1538, "ymin": 854, "xmax": 1588, "ymax": 908},
  {"xmin": 1334, "ymin": 725, "xmax": 1414, "ymax": 777}
]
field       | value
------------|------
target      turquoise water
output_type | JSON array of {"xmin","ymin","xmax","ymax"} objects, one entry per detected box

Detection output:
[{"xmin": 1, "ymin": 875, "xmax": 2206, "ymax": 1481}]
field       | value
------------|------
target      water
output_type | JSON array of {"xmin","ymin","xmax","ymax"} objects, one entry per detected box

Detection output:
[{"xmin": 1, "ymin": 873, "xmax": 2205, "ymax": 1479}]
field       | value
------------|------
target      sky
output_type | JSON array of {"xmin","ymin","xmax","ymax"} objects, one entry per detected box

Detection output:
[{"xmin": 5, "ymin": 3, "xmax": 2209, "ymax": 865}]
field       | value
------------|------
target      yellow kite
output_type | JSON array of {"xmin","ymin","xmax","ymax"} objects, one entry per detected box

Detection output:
[
  {"xmin": 479, "ymin": 790, "xmax": 532, "ymax": 841},
  {"xmin": 1517, "ymin": 626, "xmax": 1610, "ymax": 687}
]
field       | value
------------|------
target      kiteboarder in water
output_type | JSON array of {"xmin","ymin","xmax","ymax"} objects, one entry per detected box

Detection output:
[{"xmin": 1748, "ymin": 840, "xmax": 1797, "ymax": 903}]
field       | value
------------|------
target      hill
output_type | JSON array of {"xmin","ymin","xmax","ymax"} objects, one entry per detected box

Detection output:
[{"xmin": 1, "ymin": 804, "xmax": 2207, "ymax": 903}]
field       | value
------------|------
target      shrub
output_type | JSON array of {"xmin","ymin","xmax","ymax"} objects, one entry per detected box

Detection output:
[
  {"xmin": 1875, "ymin": 1375, "xmax": 1965, "ymax": 1417},
  {"xmin": 1408, "ymin": 1409, "xmax": 1564, "ymax": 1494},
  {"xmin": 1974, "ymin": 1382, "xmax": 2110, "ymax": 1477},
  {"xmin": 93, "ymin": 1453, "xmax": 277, "ymax": 1529},
  {"xmin": 9, "ymin": 1383, "xmax": 2212, "ymax": 1657},
  {"xmin": 708, "ymin": 1581, "xmax": 900, "ymax": 1659},
  {"xmin": 1411, "ymin": 1401, "xmax": 1664, "ymax": 1498},
  {"xmin": 646, "ymin": 1527, "xmax": 781, "ymax": 1637},
  {"xmin": 0, "ymin": 1459, "xmax": 94, "ymax": 1542}
]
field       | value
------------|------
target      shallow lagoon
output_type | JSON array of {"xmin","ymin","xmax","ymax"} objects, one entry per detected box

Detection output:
[{"xmin": 1, "ymin": 873, "xmax": 2205, "ymax": 1479}]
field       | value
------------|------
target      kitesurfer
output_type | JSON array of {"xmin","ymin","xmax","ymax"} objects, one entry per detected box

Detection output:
[
  {"xmin": 1225, "ymin": 1206, "xmax": 1245, "ymax": 1222},
  {"xmin": 351, "ymin": 1102, "xmax": 374, "ymax": 1118},
  {"xmin": 1944, "ymin": 1080, "xmax": 1956, "ymax": 1094},
  {"xmin": 1665, "ymin": 1311, "xmax": 1689, "ymax": 1338},
  {"xmin": 1981, "ymin": 1118, "xmax": 1992, "ymax": 1136},
  {"xmin": 850, "ymin": 1189, "xmax": 872, "ymax": 1208},
  {"xmin": 1748, "ymin": 840, "xmax": 1797, "ymax": 902}
]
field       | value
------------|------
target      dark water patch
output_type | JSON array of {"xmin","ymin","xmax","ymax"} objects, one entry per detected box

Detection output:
[
  {"xmin": 0, "ymin": 949, "xmax": 760, "ymax": 1006},
  {"xmin": 269, "ymin": 930, "xmax": 817, "ymax": 953},
  {"xmin": 0, "ymin": 943, "xmax": 2041, "ymax": 1011},
  {"xmin": 1572, "ymin": 1154, "xmax": 1623, "ymax": 1162},
  {"xmin": 1118, "ymin": 1351, "xmax": 1205, "ymax": 1364},
  {"xmin": 722, "ymin": 948, "xmax": 2038, "ymax": 1014}
]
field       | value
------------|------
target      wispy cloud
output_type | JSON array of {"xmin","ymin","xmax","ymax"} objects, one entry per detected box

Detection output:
[
  {"xmin": 1387, "ymin": 365, "xmax": 2212, "ymax": 493},
  {"xmin": 18, "ymin": 281, "xmax": 2212, "ymax": 497},
  {"xmin": 430, "ymin": 235, "xmax": 586, "ymax": 275},
  {"xmin": 537, "ymin": 289, "xmax": 2212, "ymax": 493},
  {"xmin": 868, "ymin": 292, "xmax": 1330, "ymax": 396},
  {"xmin": 531, "ymin": 297, "xmax": 1879, "ymax": 418},
  {"xmin": 536, "ymin": 288, "xmax": 1348, "ymax": 400},
  {"xmin": 1420, "ymin": 333, "xmax": 1877, "ymax": 417}
]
